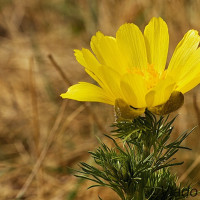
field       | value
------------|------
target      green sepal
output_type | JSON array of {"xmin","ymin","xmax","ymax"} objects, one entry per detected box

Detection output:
[
  {"xmin": 149, "ymin": 91, "xmax": 184, "ymax": 115},
  {"xmin": 115, "ymin": 98, "xmax": 145, "ymax": 121}
]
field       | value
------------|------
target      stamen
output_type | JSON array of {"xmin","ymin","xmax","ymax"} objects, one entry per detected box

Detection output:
[{"xmin": 127, "ymin": 64, "xmax": 166, "ymax": 90}]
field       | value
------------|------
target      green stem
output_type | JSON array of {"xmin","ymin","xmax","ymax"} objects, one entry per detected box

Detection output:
[
  {"xmin": 135, "ymin": 184, "xmax": 145, "ymax": 200},
  {"xmin": 136, "ymin": 145, "xmax": 150, "ymax": 200}
]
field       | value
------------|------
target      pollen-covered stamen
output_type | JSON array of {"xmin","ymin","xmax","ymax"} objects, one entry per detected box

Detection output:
[
  {"xmin": 127, "ymin": 64, "xmax": 166, "ymax": 90},
  {"xmin": 145, "ymin": 64, "xmax": 160, "ymax": 90}
]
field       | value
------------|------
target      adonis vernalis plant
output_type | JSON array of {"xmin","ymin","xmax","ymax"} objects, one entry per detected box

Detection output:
[{"xmin": 61, "ymin": 17, "xmax": 200, "ymax": 199}]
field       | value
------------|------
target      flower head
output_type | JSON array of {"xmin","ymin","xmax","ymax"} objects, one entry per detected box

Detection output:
[{"xmin": 61, "ymin": 17, "xmax": 200, "ymax": 119}]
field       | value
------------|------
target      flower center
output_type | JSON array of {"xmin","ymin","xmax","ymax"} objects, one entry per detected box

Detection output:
[{"xmin": 127, "ymin": 64, "xmax": 166, "ymax": 90}]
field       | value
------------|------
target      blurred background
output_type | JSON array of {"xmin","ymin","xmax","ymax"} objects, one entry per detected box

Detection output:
[{"xmin": 1, "ymin": 0, "xmax": 200, "ymax": 199}]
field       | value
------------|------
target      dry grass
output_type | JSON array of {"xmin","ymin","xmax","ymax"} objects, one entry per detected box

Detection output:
[{"xmin": 1, "ymin": 0, "xmax": 200, "ymax": 199}]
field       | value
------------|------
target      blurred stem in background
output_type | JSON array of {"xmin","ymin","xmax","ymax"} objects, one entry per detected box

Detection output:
[{"xmin": 76, "ymin": 110, "xmax": 195, "ymax": 200}]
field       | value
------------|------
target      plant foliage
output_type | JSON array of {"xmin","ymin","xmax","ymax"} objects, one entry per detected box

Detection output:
[{"xmin": 75, "ymin": 110, "xmax": 194, "ymax": 200}]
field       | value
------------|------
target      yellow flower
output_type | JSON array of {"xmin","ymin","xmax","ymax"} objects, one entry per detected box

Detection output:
[{"xmin": 61, "ymin": 17, "xmax": 200, "ymax": 119}]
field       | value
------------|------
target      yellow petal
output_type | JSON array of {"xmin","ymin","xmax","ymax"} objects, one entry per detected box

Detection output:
[
  {"xmin": 74, "ymin": 48, "xmax": 100, "ymax": 72},
  {"xmin": 175, "ymin": 48, "xmax": 200, "ymax": 93},
  {"xmin": 81, "ymin": 48, "xmax": 100, "ymax": 70},
  {"xmin": 120, "ymin": 73, "xmax": 147, "ymax": 108},
  {"xmin": 144, "ymin": 17, "xmax": 169, "ymax": 73},
  {"xmin": 177, "ymin": 74, "xmax": 200, "ymax": 94},
  {"xmin": 90, "ymin": 32, "xmax": 127, "ymax": 74},
  {"xmin": 167, "ymin": 30, "xmax": 200, "ymax": 79},
  {"xmin": 149, "ymin": 91, "xmax": 184, "ymax": 115},
  {"xmin": 74, "ymin": 49, "xmax": 88, "ymax": 67},
  {"xmin": 74, "ymin": 49, "xmax": 105, "ymax": 89},
  {"xmin": 97, "ymin": 65, "xmax": 123, "ymax": 99},
  {"xmin": 90, "ymin": 31, "xmax": 105, "ymax": 63},
  {"xmin": 115, "ymin": 98, "xmax": 145, "ymax": 121},
  {"xmin": 145, "ymin": 77, "xmax": 175, "ymax": 107},
  {"xmin": 116, "ymin": 23, "xmax": 147, "ymax": 69},
  {"xmin": 61, "ymin": 82, "xmax": 114, "ymax": 105},
  {"xmin": 74, "ymin": 48, "xmax": 123, "ymax": 99},
  {"xmin": 178, "ymin": 48, "xmax": 200, "ymax": 79}
]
